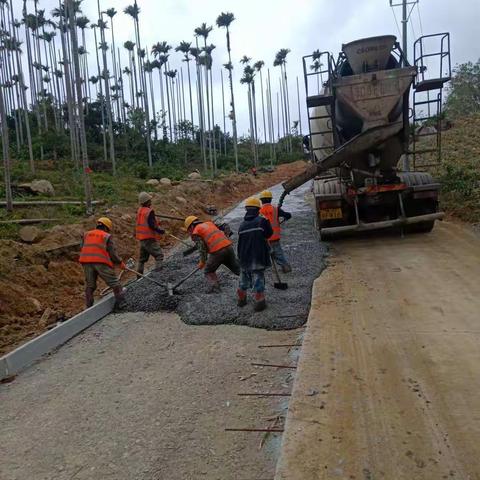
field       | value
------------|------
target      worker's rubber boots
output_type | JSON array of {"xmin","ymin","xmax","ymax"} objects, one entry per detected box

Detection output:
[
  {"xmin": 85, "ymin": 287, "xmax": 95, "ymax": 308},
  {"xmin": 237, "ymin": 289, "xmax": 247, "ymax": 307},
  {"xmin": 205, "ymin": 272, "xmax": 221, "ymax": 293},
  {"xmin": 281, "ymin": 264, "xmax": 292, "ymax": 274},
  {"xmin": 254, "ymin": 293, "xmax": 266, "ymax": 312},
  {"xmin": 113, "ymin": 286, "xmax": 126, "ymax": 310}
]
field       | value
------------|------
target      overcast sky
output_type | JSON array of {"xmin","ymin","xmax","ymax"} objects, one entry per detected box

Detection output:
[{"xmin": 13, "ymin": 0, "xmax": 480, "ymax": 138}]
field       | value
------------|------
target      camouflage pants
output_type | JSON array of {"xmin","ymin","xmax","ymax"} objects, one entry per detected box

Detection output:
[
  {"xmin": 83, "ymin": 263, "xmax": 120, "ymax": 290},
  {"xmin": 137, "ymin": 239, "xmax": 164, "ymax": 274}
]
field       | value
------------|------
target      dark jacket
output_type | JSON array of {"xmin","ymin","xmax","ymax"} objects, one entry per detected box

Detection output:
[{"xmin": 237, "ymin": 210, "xmax": 273, "ymax": 270}]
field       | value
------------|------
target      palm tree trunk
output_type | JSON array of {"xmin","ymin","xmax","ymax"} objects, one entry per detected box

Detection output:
[
  {"xmin": 0, "ymin": 83, "xmax": 13, "ymax": 212},
  {"xmin": 247, "ymin": 84, "xmax": 255, "ymax": 166},
  {"xmin": 266, "ymin": 69, "xmax": 273, "ymax": 165},
  {"xmin": 148, "ymin": 69, "xmax": 157, "ymax": 140},
  {"xmin": 98, "ymin": 10, "xmax": 117, "ymax": 175},
  {"xmin": 296, "ymin": 75, "xmax": 302, "ymax": 137},
  {"xmin": 283, "ymin": 65, "xmax": 292, "ymax": 152},
  {"xmin": 117, "ymin": 48, "xmax": 127, "ymax": 124},
  {"xmin": 225, "ymin": 26, "xmax": 238, "ymax": 171},
  {"xmin": 9, "ymin": 0, "xmax": 33, "ymax": 171},
  {"xmin": 186, "ymin": 60, "xmax": 194, "ymax": 137},
  {"xmin": 180, "ymin": 67, "xmax": 187, "ymax": 132},
  {"xmin": 194, "ymin": 54, "xmax": 207, "ymax": 170},
  {"xmin": 109, "ymin": 17, "xmax": 121, "ymax": 122},
  {"xmin": 209, "ymin": 68, "xmax": 217, "ymax": 174},
  {"xmin": 164, "ymin": 66, "xmax": 173, "ymax": 142},
  {"xmin": 220, "ymin": 68, "xmax": 227, "ymax": 155},
  {"xmin": 251, "ymin": 81, "xmax": 259, "ymax": 166},
  {"xmin": 156, "ymin": 67, "xmax": 166, "ymax": 139},
  {"xmin": 66, "ymin": 0, "xmax": 92, "ymax": 213},
  {"xmin": 259, "ymin": 69, "xmax": 267, "ymax": 145},
  {"xmin": 92, "ymin": 26, "xmax": 108, "ymax": 166},
  {"xmin": 132, "ymin": 17, "xmax": 152, "ymax": 167},
  {"xmin": 58, "ymin": 0, "xmax": 79, "ymax": 169}
]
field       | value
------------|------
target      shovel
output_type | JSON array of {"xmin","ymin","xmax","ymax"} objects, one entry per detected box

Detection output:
[
  {"xmin": 271, "ymin": 256, "xmax": 288, "ymax": 290},
  {"xmin": 170, "ymin": 266, "xmax": 201, "ymax": 294},
  {"xmin": 124, "ymin": 258, "xmax": 171, "ymax": 292}
]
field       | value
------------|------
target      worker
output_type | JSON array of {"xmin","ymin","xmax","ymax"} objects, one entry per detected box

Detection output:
[
  {"xmin": 259, "ymin": 190, "xmax": 292, "ymax": 273},
  {"xmin": 136, "ymin": 192, "xmax": 165, "ymax": 276},
  {"xmin": 79, "ymin": 217, "xmax": 126, "ymax": 309},
  {"xmin": 184, "ymin": 215, "xmax": 240, "ymax": 293},
  {"xmin": 237, "ymin": 197, "xmax": 273, "ymax": 312}
]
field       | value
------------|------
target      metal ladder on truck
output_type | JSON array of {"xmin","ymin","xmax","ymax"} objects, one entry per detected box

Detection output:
[
  {"xmin": 302, "ymin": 52, "xmax": 336, "ymax": 163},
  {"xmin": 411, "ymin": 33, "xmax": 451, "ymax": 170}
]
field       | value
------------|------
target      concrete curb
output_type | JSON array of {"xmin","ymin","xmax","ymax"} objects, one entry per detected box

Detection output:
[
  {"xmin": 0, "ymin": 295, "xmax": 116, "ymax": 380},
  {"xmin": 0, "ymin": 242, "xmax": 189, "ymax": 381}
]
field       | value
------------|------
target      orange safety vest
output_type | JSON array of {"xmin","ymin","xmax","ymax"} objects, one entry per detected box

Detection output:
[
  {"xmin": 260, "ymin": 204, "xmax": 281, "ymax": 242},
  {"xmin": 192, "ymin": 221, "xmax": 232, "ymax": 253},
  {"xmin": 79, "ymin": 229, "xmax": 113, "ymax": 267},
  {"xmin": 136, "ymin": 206, "xmax": 160, "ymax": 241}
]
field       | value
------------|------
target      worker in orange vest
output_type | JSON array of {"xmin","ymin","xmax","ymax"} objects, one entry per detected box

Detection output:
[
  {"xmin": 79, "ymin": 217, "xmax": 126, "ymax": 309},
  {"xmin": 259, "ymin": 190, "xmax": 292, "ymax": 273},
  {"xmin": 136, "ymin": 192, "xmax": 165, "ymax": 276},
  {"xmin": 184, "ymin": 215, "xmax": 240, "ymax": 293}
]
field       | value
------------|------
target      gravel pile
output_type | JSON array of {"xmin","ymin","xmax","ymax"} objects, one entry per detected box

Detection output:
[{"xmin": 123, "ymin": 184, "xmax": 328, "ymax": 330}]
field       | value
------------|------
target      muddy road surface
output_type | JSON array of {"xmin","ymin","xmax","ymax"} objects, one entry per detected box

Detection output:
[{"xmin": 276, "ymin": 221, "xmax": 480, "ymax": 479}]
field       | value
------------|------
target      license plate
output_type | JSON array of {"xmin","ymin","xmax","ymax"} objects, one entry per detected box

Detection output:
[{"xmin": 320, "ymin": 208, "xmax": 342, "ymax": 220}]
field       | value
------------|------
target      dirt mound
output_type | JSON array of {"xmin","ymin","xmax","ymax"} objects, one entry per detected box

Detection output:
[{"xmin": 0, "ymin": 161, "xmax": 307, "ymax": 355}]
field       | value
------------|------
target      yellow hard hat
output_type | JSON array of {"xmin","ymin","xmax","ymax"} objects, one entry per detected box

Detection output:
[
  {"xmin": 184, "ymin": 215, "xmax": 199, "ymax": 230},
  {"xmin": 97, "ymin": 217, "xmax": 113, "ymax": 231},
  {"xmin": 245, "ymin": 197, "xmax": 261, "ymax": 208},
  {"xmin": 259, "ymin": 190, "xmax": 273, "ymax": 200},
  {"xmin": 138, "ymin": 191, "xmax": 153, "ymax": 205}
]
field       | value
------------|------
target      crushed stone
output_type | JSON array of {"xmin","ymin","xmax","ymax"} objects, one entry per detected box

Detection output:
[{"xmin": 123, "ymin": 183, "xmax": 328, "ymax": 330}]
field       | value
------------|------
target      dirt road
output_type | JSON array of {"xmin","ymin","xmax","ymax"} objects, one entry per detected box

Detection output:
[{"xmin": 276, "ymin": 221, "xmax": 480, "ymax": 479}]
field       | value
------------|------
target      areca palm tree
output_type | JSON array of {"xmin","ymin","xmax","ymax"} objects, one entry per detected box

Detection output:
[
  {"xmin": 175, "ymin": 41, "xmax": 194, "ymax": 134},
  {"xmin": 274, "ymin": 48, "xmax": 292, "ymax": 152},
  {"xmin": 92, "ymin": 24, "xmax": 108, "ymax": 165},
  {"xmin": 203, "ymin": 43, "xmax": 217, "ymax": 173},
  {"xmin": 105, "ymin": 8, "xmax": 121, "ymax": 121},
  {"xmin": 0, "ymin": 68, "xmax": 13, "ymax": 211},
  {"xmin": 254, "ymin": 60, "xmax": 267, "ymax": 145},
  {"xmin": 151, "ymin": 42, "xmax": 171, "ymax": 140},
  {"xmin": 65, "ymin": 0, "xmax": 92, "ymax": 212},
  {"xmin": 194, "ymin": 23, "xmax": 213, "ymax": 172},
  {"xmin": 97, "ymin": 12, "xmax": 116, "ymax": 175},
  {"xmin": 240, "ymin": 65, "xmax": 258, "ymax": 166},
  {"xmin": 190, "ymin": 45, "xmax": 206, "ymax": 169},
  {"xmin": 143, "ymin": 60, "xmax": 157, "ymax": 140},
  {"xmin": 124, "ymin": 1, "xmax": 152, "ymax": 167},
  {"xmin": 216, "ymin": 12, "xmax": 239, "ymax": 170}
]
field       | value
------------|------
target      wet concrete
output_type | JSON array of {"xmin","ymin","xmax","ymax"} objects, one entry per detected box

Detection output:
[{"xmin": 124, "ymin": 183, "xmax": 328, "ymax": 330}]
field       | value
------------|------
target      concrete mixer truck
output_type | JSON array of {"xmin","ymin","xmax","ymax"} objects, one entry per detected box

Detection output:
[{"xmin": 280, "ymin": 33, "xmax": 451, "ymax": 237}]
